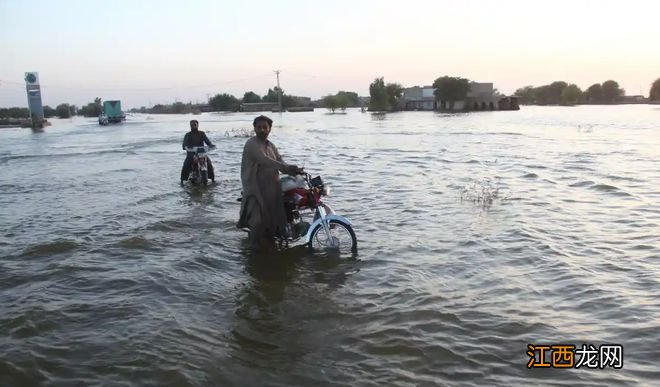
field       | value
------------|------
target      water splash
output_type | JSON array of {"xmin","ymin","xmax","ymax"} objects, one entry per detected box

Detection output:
[
  {"xmin": 224, "ymin": 128, "xmax": 254, "ymax": 138},
  {"xmin": 460, "ymin": 177, "xmax": 508, "ymax": 209}
]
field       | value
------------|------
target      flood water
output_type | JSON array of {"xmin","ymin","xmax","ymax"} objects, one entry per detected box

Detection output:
[{"xmin": 1, "ymin": 105, "xmax": 659, "ymax": 386}]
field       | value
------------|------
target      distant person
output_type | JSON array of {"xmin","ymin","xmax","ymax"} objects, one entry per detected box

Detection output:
[
  {"xmin": 237, "ymin": 115, "xmax": 303, "ymax": 242},
  {"xmin": 181, "ymin": 120, "xmax": 216, "ymax": 184}
]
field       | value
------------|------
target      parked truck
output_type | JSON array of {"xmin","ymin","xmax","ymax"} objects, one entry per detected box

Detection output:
[{"xmin": 101, "ymin": 100, "xmax": 125, "ymax": 124}]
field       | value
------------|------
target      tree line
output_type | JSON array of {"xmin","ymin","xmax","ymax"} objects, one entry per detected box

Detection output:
[
  {"xmin": 0, "ymin": 97, "xmax": 105, "ymax": 120},
  {"xmin": 1, "ymin": 103, "xmax": 81, "ymax": 119},
  {"xmin": 1, "ymin": 87, "xmax": 313, "ymax": 119},
  {"xmin": 514, "ymin": 81, "xmax": 627, "ymax": 105},
  {"xmin": 207, "ymin": 87, "xmax": 306, "ymax": 111},
  {"xmin": 131, "ymin": 87, "xmax": 318, "ymax": 113},
  {"xmin": 515, "ymin": 78, "xmax": 660, "ymax": 105},
  {"xmin": 2, "ymin": 78, "xmax": 659, "ymax": 119}
]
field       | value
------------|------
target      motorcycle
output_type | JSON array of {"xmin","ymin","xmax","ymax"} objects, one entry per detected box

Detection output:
[
  {"xmin": 240, "ymin": 172, "xmax": 358, "ymax": 252},
  {"xmin": 185, "ymin": 145, "xmax": 214, "ymax": 186},
  {"xmin": 286, "ymin": 173, "xmax": 357, "ymax": 252}
]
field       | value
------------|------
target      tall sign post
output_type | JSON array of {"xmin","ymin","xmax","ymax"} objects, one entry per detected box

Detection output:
[{"xmin": 25, "ymin": 72, "xmax": 45, "ymax": 128}]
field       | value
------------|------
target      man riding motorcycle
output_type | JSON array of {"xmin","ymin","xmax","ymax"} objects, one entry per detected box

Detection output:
[{"xmin": 181, "ymin": 120, "xmax": 216, "ymax": 184}]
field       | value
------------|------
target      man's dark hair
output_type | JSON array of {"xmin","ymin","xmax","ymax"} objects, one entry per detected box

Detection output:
[
  {"xmin": 190, "ymin": 120, "xmax": 199, "ymax": 125},
  {"xmin": 253, "ymin": 115, "xmax": 273, "ymax": 128}
]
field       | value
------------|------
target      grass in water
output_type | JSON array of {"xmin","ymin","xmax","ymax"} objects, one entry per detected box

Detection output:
[
  {"xmin": 460, "ymin": 177, "xmax": 508, "ymax": 209},
  {"xmin": 224, "ymin": 128, "xmax": 254, "ymax": 138}
]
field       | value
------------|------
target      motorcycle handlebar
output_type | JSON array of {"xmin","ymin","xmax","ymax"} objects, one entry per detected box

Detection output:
[{"xmin": 185, "ymin": 145, "xmax": 215, "ymax": 152}]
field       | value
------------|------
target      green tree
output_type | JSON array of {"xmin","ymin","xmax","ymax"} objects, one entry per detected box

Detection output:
[
  {"xmin": 514, "ymin": 82, "xmax": 574, "ymax": 105},
  {"xmin": 584, "ymin": 83, "xmax": 602, "ymax": 103},
  {"xmin": 78, "ymin": 98, "xmax": 102, "ymax": 117},
  {"xmin": 323, "ymin": 95, "xmax": 338, "ymax": 112},
  {"xmin": 548, "ymin": 81, "xmax": 568, "ymax": 104},
  {"xmin": 368, "ymin": 77, "xmax": 389, "ymax": 111},
  {"xmin": 0, "ymin": 107, "xmax": 30, "ymax": 118},
  {"xmin": 262, "ymin": 87, "xmax": 281, "ymax": 103},
  {"xmin": 560, "ymin": 84, "xmax": 583, "ymax": 105},
  {"xmin": 93, "ymin": 97, "xmax": 102, "ymax": 114},
  {"xmin": 650, "ymin": 78, "xmax": 660, "ymax": 101},
  {"xmin": 335, "ymin": 93, "xmax": 349, "ymax": 111},
  {"xmin": 55, "ymin": 103, "xmax": 72, "ymax": 118},
  {"xmin": 282, "ymin": 95, "xmax": 300, "ymax": 108},
  {"xmin": 210, "ymin": 93, "xmax": 240, "ymax": 111},
  {"xmin": 531, "ymin": 85, "xmax": 547, "ymax": 105},
  {"xmin": 261, "ymin": 87, "xmax": 298, "ymax": 108},
  {"xmin": 242, "ymin": 91, "xmax": 261, "ymax": 103},
  {"xmin": 336, "ymin": 91, "xmax": 359, "ymax": 107},
  {"xmin": 385, "ymin": 83, "xmax": 404, "ymax": 111},
  {"xmin": 432, "ymin": 76, "xmax": 470, "ymax": 110},
  {"xmin": 601, "ymin": 80, "xmax": 624, "ymax": 103},
  {"xmin": 150, "ymin": 104, "xmax": 167, "ymax": 114},
  {"xmin": 171, "ymin": 102, "xmax": 192, "ymax": 114},
  {"xmin": 43, "ymin": 105, "xmax": 56, "ymax": 118},
  {"xmin": 514, "ymin": 86, "xmax": 536, "ymax": 104}
]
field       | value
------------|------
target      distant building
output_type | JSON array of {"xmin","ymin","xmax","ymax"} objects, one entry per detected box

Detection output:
[
  {"xmin": 292, "ymin": 96, "xmax": 312, "ymax": 106},
  {"xmin": 463, "ymin": 82, "xmax": 499, "ymax": 111},
  {"xmin": 497, "ymin": 96, "xmax": 520, "ymax": 111},
  {"xmin": 197, "ymin": 103, "xmax": 212, "ymax": 112},
  {"xmin": 288, "ymin": 106, "xmax": 314, "ymax": 112},
  {"xmin": 619, "ymin": 95, "xmax": 648, "ymax": 104},
  {"xmin": 401, "ymin": 86, "xmax": 436, "ymax": 110},
  {"xmin": 402, "ymin": 82, "xmax": 519, "ymax": 112},
  {"xmin": 240, "ymin": 102, "xmax": 280, "ymax": 112}
]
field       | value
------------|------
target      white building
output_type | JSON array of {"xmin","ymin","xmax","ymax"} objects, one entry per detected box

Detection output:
[
  {"xmin": 401, "ymin": 86, "xmax": 436, "ymax": 110},
  {"xmin": 437, "ymin": 82, "xmax": 499, "ymax": 111},
  {"xmin": 401, "ymin": 82, "xmax": 518, "ymax": 111}
]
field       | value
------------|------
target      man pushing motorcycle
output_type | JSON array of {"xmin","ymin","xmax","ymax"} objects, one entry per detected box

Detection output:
[
  {"xmin": 237, "ymin": 115, "xmax": 304, "ymax": 242},
  {"xmin": 181, "ymin": 120, "xmax": 216, "ymax": 185}
]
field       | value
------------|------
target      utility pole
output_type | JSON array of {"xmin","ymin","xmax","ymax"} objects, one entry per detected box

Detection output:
[{"xmin": 274, "ymin": 69, "xmax": 282, "ymax": 112}]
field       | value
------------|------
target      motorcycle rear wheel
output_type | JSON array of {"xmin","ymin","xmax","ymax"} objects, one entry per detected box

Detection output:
[{"xmin": 308, "ymin": 219, "xmax": 357, "ymax": 252}]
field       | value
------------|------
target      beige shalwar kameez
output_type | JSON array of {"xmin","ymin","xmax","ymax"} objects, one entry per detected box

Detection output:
[{"xmin": 237, "ymin": 136, "xmax": 294, "ymax": 239}]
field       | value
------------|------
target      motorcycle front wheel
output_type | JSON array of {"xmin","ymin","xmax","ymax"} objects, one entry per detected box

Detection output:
[
  {"xmin": 308, "ymin": 219, "xmax": 357, "ymax": 252},
  {"xmin": 201, "ymin": 170, "xmax": 208, "ymax": 186}
]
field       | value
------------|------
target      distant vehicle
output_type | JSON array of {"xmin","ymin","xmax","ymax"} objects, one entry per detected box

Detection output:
[{"xmin": 101, "ymin": 100, "xmax": 126, "ymax": 124}]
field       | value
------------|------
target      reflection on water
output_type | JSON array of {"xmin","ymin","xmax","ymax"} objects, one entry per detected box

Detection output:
[{"xmin": 1, "ymin": 106, "xmax": 659, "ymax": 386}]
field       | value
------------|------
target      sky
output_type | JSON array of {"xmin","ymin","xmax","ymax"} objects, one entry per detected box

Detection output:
[{"xmin": 1, "ymin": 0, "xmax": 659, "ymax": 108}]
